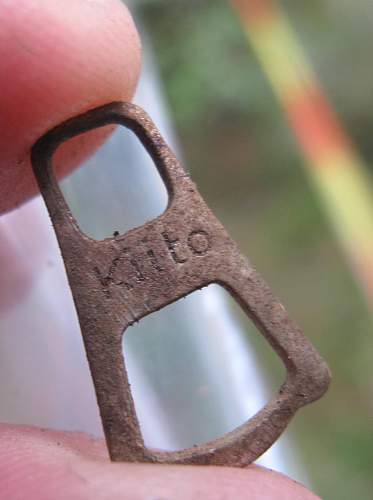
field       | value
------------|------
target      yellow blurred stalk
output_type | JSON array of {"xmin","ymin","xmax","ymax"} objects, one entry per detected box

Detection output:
[{"xmin": 231, "ymin": 0, "xmax": 373, "ymax": 308}]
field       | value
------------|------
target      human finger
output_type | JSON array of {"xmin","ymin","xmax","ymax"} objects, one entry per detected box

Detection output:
[
  {"xmin": 0, "ymin": 424, "xmax": 320, "ymax": 500},
  {"xmin": 0, "ymin": 0, "xmax": 141, "ymax": 214}
]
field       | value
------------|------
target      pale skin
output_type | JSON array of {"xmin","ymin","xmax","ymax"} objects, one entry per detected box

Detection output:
[{"xmin": 0, "ymin": 1, "xmax": 320, "ymax": 498}]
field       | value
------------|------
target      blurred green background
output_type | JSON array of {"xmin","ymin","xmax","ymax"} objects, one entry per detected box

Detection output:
[{"xmin": 137, "ymin": 1, "xmax": 373, "ymax": 498}]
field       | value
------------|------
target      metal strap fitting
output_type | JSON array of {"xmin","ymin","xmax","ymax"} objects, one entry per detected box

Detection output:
[{"xmin": 31, "ymin": 102, "xmax": 330, "ymax": 466}]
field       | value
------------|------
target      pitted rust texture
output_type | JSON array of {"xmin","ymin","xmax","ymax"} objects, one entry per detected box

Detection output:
[{"xmin": 31, "ymin": 102, "xmax": 330, "ymax": 467}]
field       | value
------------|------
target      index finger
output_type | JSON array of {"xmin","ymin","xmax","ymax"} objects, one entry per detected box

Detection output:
[{"xmin": 0, "ymin": 0, "xmax": 141, "ymax": 214}]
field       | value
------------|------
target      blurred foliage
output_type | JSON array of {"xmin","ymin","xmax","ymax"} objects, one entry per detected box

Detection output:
[{"xmin": 139, "ymin": 1, "xmax": 373, "ymax": 498}]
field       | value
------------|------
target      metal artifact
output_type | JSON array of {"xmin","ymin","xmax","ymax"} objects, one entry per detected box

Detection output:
[{"xmin": 31, "ymin": 102, "xmax": 330, "ymax": 466}]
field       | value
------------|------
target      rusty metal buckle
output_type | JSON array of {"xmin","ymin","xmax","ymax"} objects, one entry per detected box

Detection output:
[{"xmin": 31, "ymin": 102, "xmax": 330, "ymax": 467}]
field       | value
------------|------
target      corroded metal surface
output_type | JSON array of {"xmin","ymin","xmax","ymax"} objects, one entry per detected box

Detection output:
[{"xmin": 31, "ymin": 102, "xmax": 330, "ymax": 467}]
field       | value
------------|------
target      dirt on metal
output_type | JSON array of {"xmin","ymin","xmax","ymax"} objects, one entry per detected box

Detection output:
[{"xmin": 31, "ymin": 102, "xmax": 330, "ymax": 467}]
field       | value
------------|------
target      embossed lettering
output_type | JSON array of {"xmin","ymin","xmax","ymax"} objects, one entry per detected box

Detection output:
[
  {"xmin": 162, "ymin": 232, "xmax": 188, "ymax": 264},
  {"xmin": 141, "ymin": 238, "xmax": 164, "ymax": 273},
  {"xmin": 95, "ymin": 229, "xmax": 211, "ymax": 297},
  {"xmin": 129, "ymin": 255, "xmax": 145, "ymax": 282},
  {"xmin": 187, "ymin": 230, "xmax": 211, "ymax": 255},
  {"xmin": 146, "ymin": 248, "xmax": 164, "ymax": 272},
  {"xmin": 94, "ymin": 248, "xmax": 133, "ymax": 297},
  {"xmin": 95, "ymin": 247, "xmax": 145, "ymax": 297}
]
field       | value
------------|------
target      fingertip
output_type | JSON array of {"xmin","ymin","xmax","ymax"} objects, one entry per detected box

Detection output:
[
  {"xmin": 0, "ymin": 0, "xmax": 141, "ymax": 213},
  {"xmin": 0, "ymin": 424, "xmax": 321, "ymax": 500}
]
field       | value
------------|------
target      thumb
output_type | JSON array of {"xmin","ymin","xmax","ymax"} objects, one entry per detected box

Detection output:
[{"xmin": 0, "ymin": 424, "xmax": 321, "ymax": 500}]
